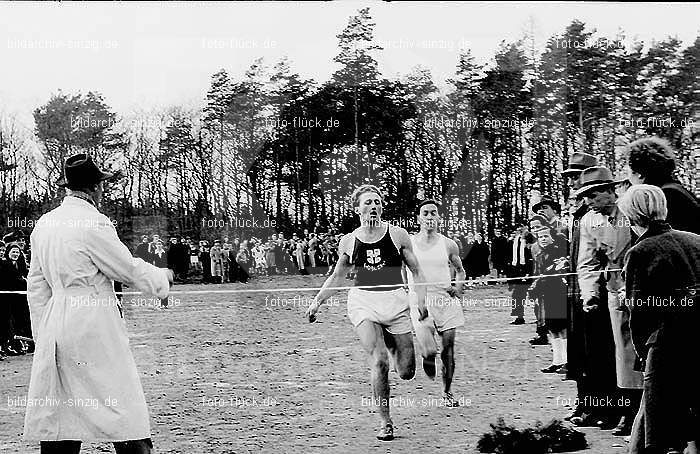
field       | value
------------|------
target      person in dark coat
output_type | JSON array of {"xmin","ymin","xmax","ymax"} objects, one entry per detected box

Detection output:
[
  {"xmin": 0, "ymin": 241, "xmax": 17, "ymax": 358},
  {"xmin": 490, "ymin": 228, "xmax": 509, "ymax": 278},
  {"xmin": 151, "ymin": 241, "xmax": 168, "ymax": 268},
  {"xmin": 236, "ymin": 245, "xmax": 251, "ymax": 283},
  {"xmin": 527, "ymin": 215, "xmax": 551, "ymax": 344},
  {"xmin": 559, "ymin": 151, "xmax": 611, "ymax": 425},
  {"xmin": 199, "ymin": 240, "xmax": 211, "ymax": 284},
  {"xmin": 178, "ymin": 237, "xmax": 190, "ymax": 281},
  {"xmin": 166, "ymin": 237, "xmax": 181, "ymax": 278},
  {"xmin": 528, "ymin": 227, "xmax": 568, "ymax": 373},
  {"xmin": 473, "ymin": 233, "xmax": 491, "ymax": 278},
  {"xmin": 508, "ymin": 224, "xmax": 534, "ymax": 325},
  {"xmin": 135, "ymin": 236, "xmax": 151, "ymax": 262},
  {"xmin": 1, "ymin": 243, "xmax": 32, "ymax": 355},
  {"xmin": 462, "ymin": 233, "xmax": 477, "ymax": 281},
  {"xmin": 619, "ymin": 184, "xmax": 699, "ymax": 454},
  {"xmin": 624, "ymin": 136, "xmax": 700, "ymax": 234}
]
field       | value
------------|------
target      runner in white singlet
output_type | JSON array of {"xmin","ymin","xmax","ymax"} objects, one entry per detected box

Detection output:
[{"xmin": 405, "ymin": 199, "xmax": 466, "ymax": 407}]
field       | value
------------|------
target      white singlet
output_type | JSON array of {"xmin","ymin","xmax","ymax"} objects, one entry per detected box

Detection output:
[
  {"xmin": 407, "ymin": 233, "xmax": 465, "ymax": 333},
  {"xmin": 407, "ymin": 234, "xmax": 452, "ymax": 293}
]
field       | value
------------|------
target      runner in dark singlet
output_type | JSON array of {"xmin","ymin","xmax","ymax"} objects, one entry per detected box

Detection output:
[
  {"xmin": 306, "ymin": 184, "xmax": 428, "ymax": 441},
  {"xmin": 351, "ymin": 223, "xmax": 404, "ymax": 291}
]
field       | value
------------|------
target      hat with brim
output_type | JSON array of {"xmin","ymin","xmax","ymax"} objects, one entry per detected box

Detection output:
[
  {"xmin": 56, "ymin": 153, "xmax": 114, "ymax": 188},
  {"xmin": 561, "ymin": 152, "xmax": 599, "ymax": 176},
  {"xmin": 532, "ymin": 196, "xmax": 561, "ymax": 213},
  {"xmin": 574, "ymin": 166, "xmax": 616, "ymax": 198}
]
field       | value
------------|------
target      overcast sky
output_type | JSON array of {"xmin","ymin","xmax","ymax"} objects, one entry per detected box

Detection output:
[{"xmin": 1, "ymin": 1, "xmax": 698, "ymax": 126}]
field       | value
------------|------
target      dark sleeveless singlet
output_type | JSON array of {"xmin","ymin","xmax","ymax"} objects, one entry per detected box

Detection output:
[{"xmin": 350, "ymin": 224, "xmax": 404, "ymax": 291}]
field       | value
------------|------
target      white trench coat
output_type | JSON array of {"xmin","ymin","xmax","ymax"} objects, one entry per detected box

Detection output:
[{"xmin": 23, "ymin": 196, "xmax": 170, "ymax": 442}]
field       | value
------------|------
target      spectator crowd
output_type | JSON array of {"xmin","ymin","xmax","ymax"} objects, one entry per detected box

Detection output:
[{"xmin": 496, "ymin": 137, "xmax": 699, "ymax": 454}]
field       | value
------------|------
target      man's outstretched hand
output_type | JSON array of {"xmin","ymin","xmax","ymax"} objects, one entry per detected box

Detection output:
[{"xmin": 306, "ymin": 298, "xmax": 321, "ymax": 323}]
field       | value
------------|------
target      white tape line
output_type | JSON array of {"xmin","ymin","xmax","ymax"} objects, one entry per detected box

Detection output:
[{"xmin": 0, "ymin": 269, "xmax": 621, "ymax": 295}]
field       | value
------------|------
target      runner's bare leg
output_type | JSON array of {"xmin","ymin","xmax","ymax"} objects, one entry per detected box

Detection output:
[
  {"xmin": 356, "ymin": 320, "xmax": 392, "ymax": 425},
  {"xmin": 440, "ymin": 328, "xmax": 457, "ymax": 394},
  {"xmin": 382, "ymin": 330, "xmax": 416, "ymax": 380}
]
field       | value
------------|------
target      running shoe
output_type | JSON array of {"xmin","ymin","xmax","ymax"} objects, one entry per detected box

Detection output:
[
  {"xmin": 442, "ymin": 392, "xmax": 460, "ymax": 407},
  {"xmin": 422, "ymin": 354, "xmax": 437, "ymax": 380},
  {"xmin": 376, "ymin": 423, "xmax": 394, "ymax": 441}
]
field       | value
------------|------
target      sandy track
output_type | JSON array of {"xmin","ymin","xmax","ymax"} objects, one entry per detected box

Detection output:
[{"xmin": 1, "ymin": 275, "xmax": 629, "ymax": 453}]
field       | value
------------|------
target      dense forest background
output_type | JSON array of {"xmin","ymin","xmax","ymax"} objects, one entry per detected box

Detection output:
[{"xmin": 1, "ymin": 8, "xmax": 698, "ymax": 243}]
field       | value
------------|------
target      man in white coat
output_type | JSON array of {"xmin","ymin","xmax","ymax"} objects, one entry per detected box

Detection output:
[{"xmin": 24, "ymin": 153, "xmax": 174, "ymax": 454}]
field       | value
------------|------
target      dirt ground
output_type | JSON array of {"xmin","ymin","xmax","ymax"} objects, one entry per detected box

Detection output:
[{"xmin": 1, "ymin": 275, "xmax": 631, "ymax": 453}]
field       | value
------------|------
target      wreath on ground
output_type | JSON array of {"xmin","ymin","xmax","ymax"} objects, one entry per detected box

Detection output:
[{"xmin": 477, "ymin": 418, "xmax": 588, "ymax": 454}]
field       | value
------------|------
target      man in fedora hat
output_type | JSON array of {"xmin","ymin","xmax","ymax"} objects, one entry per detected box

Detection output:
[
  {"xmin": 560, "ymin": 152, "xmax": 600, "ymax": 424},
  {"xmin": 574, "ymin": 166, "xmax": 643, "ymax": 435},
  {"xmin": 24, "ymin": 153, "xmax": 174, "ymax": 454},
  {"xmin": 561, "ymin": 152, "xmax": 599, "ymax": 178}
]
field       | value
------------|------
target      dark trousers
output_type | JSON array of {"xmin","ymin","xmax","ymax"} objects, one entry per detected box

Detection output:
[
  {"xmin": 238, "ymin": 265, "xmax": 249, "ymax": 283},
  {"xmin": 229, "ymin": 261, "xmax": 241, "ymax": 282},
  {"xmin": 534, "ymin": 298, "xmax": 548, "ymax": 337},
  {"xmin": 41, "ymin": 438, "xmax": 153, "ymax": 454},
  {"xmin": 510, "ymin": 284, "xmax": 528, "ymax": 318},
  {"xmin": 581, "ymin": 302, "xmax": 618, "ymax": 418},
  {"xmin": 621, "ymin": 388, "xmax": 642, "ymax": 419},
  {"xmin": 0, "ymin": 298, "xmax": 14, "ymax": 347}
]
